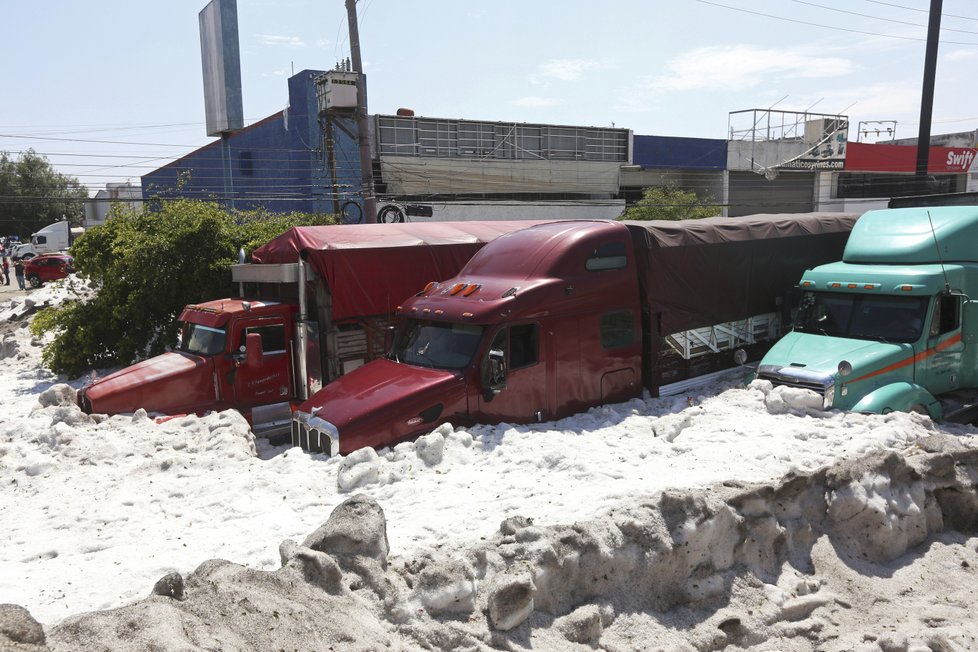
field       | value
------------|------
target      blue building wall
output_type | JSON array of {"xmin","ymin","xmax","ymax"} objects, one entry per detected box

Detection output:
[
  {"xmin": 321, "ymin": 112, "xmax": 366, "ymax": 222},
  {"xmin": 141, "ymin": 70, "xmax": 341, "ymax": 215},
  {"xmin": 632, "ymin": 135, "xmax": 727, "ymax": 170}
]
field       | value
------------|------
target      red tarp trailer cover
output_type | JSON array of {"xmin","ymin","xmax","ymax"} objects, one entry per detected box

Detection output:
[{"xmin": 251, "ymin": 221, "xmax": 545, "ymax": 321}]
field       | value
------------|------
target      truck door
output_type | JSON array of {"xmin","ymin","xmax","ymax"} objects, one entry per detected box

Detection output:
[
  {"xmin": 476, "ymin": 323, "xmax": 550, "ymax": 423},
  {"xmin": 921, "ymin": 293, "xmax": 964, "ymax": 395},
  {"xmin": 231, "ymin": 318, "xmax": 293, "ymax": 408}
]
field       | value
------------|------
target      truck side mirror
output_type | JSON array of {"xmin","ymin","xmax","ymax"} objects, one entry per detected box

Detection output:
[
  {"xmin": 483, "ymin": 348, "xmax": 507, "ymax": 399},
  {"xmin": 244, "ymin": 332, "xmax": 263, "ymax": 367}
]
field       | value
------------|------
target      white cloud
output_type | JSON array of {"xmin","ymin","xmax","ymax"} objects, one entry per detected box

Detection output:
[
  {"xmin": 613, "ymin": 44, "xmax": 858, "ymax": 116},
  {"xmin": 512, "ymin": 96, "xmax": 559, "ymax": 108},
  {"xmin": 256, "ymin": 34, "xmax": 307, "ymax": 48},
  {"xmin": 535, "ymin": 58, "xmax": 604, "ymax": 82},
  {"xmin": 651, "ymin": 45, "xmax": 855, "ymax": 92},
  {"xmin": 944, "ymin": 48, "xmax": 978, "ymax": 63}
]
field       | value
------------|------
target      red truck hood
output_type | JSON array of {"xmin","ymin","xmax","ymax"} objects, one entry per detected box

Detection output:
[
  {"xmin": 80, "ymin": 351, "xmax": 220, "ymax": 416},
  {"xmin": 296, "ymin": 358, "xmax": 468, "ymax": 454}
]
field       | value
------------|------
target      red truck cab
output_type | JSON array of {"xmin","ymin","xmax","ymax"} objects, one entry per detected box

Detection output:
[
  {"xmin": 79, "ymin": 298, "xmax": 300, "ymax": 432},
  {"xmin": 291, "ymin": 220, "xmax": 643, "ymax": 455}
]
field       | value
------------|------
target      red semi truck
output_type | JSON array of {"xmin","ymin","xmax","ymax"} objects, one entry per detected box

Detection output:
[
  {"xmin": 290, "ymin": 213, "xmax": 859, "ymax": 455},
  {"xmin": 77, "ymin": 221, "xmax": 540, "ymax": 438}
]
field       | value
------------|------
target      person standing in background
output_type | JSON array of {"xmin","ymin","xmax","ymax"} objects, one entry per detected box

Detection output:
[{"xmin": 14, "ymin": 258, "xmax": 24, "ymax": 290}]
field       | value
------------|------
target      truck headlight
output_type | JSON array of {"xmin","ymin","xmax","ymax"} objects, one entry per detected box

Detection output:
[
  {"xmin": 823, "ymin": 383, "xmax": 835, "ymax": 409},
  {"xmin": 292, "ymin": 410, "xmax": 340, "ymax": 456}
]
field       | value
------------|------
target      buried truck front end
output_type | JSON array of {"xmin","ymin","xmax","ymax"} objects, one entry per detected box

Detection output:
[
  {"xmin": 78, "ymin": 259, "xmax": 327, "ymax": 439},
  {"xmin": 78, "ymin": 298, "xmax": 303, "ymax": 434},
  {"xmin": 292, "ymin": 220, "xmax": 644, "ymax": 455},
  {"xmin": 758, "ymin": 207, "xmax": 978, "ymax": 420}
]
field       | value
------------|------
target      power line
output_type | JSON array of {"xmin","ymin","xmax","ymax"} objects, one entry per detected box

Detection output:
[
  {"xmin": 695, "ymin": 0, "xmax": 978, "ymax": 45},
  {"xmin": 862, "ymin": 0, "xmax": 978, "ymax": 22},
  {"xmin": 793, "ymin": 0, "xmax": 978, "ymax": 35}
]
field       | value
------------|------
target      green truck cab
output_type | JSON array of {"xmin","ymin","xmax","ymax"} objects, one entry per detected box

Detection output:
[{"xmin": 756, "ymin": 206, "xmax": 978, "ymax": 421}]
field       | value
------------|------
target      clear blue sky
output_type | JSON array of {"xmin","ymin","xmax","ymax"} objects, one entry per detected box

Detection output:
[{"xmin": 2, "ymin": 0, "xmax": 977, "ymax": 195}]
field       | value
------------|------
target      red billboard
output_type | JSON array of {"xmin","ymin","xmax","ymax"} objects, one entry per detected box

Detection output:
[{"xmin": 845, "ymin": 141, "xmax": 976, "ymax": 173}]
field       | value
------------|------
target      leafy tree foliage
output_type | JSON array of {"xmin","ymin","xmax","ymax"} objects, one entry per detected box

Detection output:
[
  {"xmin": 0, "ymin": 149, "xmax": 88, "ymax": 237},
  {"xmin": 31, "ymin": 199, "xmax": 334, "ymax": 377},
  {"xmin": 620, "ymin": 185, "xmax": 719, "ymax": 221}
]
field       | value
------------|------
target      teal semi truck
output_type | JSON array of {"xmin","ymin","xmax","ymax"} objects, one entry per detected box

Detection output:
[{"xmin": 756, "ymin": 205, "xmax": 978, "ymax": 422}]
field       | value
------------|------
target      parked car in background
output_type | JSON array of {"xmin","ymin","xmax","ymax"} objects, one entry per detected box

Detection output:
[{"xmin": 24, "ymin": 253, "xmax": 74, "ymax": 288}]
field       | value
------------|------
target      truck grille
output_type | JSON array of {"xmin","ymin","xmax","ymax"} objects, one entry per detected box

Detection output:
[
  {"xmin": 756, "ymin": 364, "xmax": 834, "ymax": 392},
  {"xmin": 291, "ymin": 412, "xmax": 339, "ymax": 455},
  {"xmin": 755, "ymin": 372, "xmax": 826, "ymax": 393}
]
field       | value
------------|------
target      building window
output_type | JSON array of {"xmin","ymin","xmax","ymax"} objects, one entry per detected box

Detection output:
[
  {"xmin": 239, "ymin": 151, "xmax": 253, "ymax": 177},
  {"xmin": 376, "ymin": 116, "xmax": 628, "ymax": 162}
]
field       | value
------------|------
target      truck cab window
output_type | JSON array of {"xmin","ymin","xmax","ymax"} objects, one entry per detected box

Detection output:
[
  {"xmin": 600, "ymin": 310, "xmax": 635, "ymax": 349},
  {"xmin": 486, "ymin": 324, "xmax": 539, "ymax": 371},
  {"xmin": 930, "ymin": 294, "xmax": 961, "ymax": 337},
  {"xmin": 392, "ymin": 319, "xmax": 484, "ymax": 370},
  {"xmin": 180, "ymin": 324, "xmax": 226, "ymax": 356},
  {"xmin": 240, "ymin": 323, "xmax": 286, "ymax": 354},
  {"xmin": 585, "ymin": 241, "xmax": 628, "ymax": 271},
  {"xmin": 509, "ymin": 324, "xmax": 539, "ymax": 369},
  {"xmin": 795, "ymin": 291, "xmax": 928, "ymax": 343}
]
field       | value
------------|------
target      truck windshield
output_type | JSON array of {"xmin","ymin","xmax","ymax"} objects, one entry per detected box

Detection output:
[
  {"xmin": 794, "ymin": 291, "xmax": 928, "ymax": 343},
  {"xmin": 390, "ymin": 320, "xmax": 485, "ymax": 370},
  {"xmin": 179, "ymin": 323, "xmax": 227, "ymax": 356}
]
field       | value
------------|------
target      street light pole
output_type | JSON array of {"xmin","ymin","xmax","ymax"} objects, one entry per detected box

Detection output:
[
  {"xmin": 346, "ymin": 0, "xmax": 377, "ymax": 223},
  {"xmin": 915, "ymin": 0, "xmax": 943, "ymax": 178}
]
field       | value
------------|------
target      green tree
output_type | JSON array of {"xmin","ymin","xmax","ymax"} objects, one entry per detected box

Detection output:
[
  {"xmin": 0, "ymin": 149, "xmax": 88, "ymax": 237},
  {"xmin": 620, "ymin": 185, "xmax": 719, "ymax": 221},
  {"xmin": 31, "ymin": 199, "xmax": 334, "ymax": 377}
]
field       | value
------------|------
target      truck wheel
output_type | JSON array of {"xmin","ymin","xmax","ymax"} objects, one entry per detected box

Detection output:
[
  {"xmin": 379, "ymin": 205, "xmax": 405, "ymax": 223},
  {"xmin": 28, "ymin": 274, "xmax": 42, "ymax": 288},
  {"xmin": 340, "ymin": 200, "xmax": 363, "ymax": 224},
  {"xmin": 21, "ymin": 253, "xmax": 34, "ymax": 261}
]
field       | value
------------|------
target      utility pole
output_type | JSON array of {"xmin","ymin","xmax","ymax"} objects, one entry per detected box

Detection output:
[
  {"xmin": 345, "ymin": 0, "xmax": 377, "ymax": 223},
  {"xmin": 915, "ymin": 0, "xmax": 943, "ymax": 178}
]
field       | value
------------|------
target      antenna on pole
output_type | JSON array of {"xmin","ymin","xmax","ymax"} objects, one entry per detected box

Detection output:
[{"xmin": 927, "ymin": 210, "xmax": 951, "ymax": 294}]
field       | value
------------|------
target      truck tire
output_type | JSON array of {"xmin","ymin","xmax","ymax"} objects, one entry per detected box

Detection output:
[
  {"xmin": 340, "ymin": 200, "xmax": 363, "ymax": 224},
  {"xmin": 379, "ymin": 205, "xmax": 405, "ymax": 223},
  {"xmin": 20, "ymin": 253, "xmax": 35, "ymax": 261},
  {"xmin": 28, "ymin": 274, "xmax": 42, "ymax": 288}
]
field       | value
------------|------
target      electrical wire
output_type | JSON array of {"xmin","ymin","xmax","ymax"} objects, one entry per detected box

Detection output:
[
  {"xmin": 695, "ymin": 0, "xmax": 978, "ymax": 45},
  {"xmin": 793, "ymin": 0, "xmax": 978, "ymax": 35},
  {"xmin": 862, "ymin": 0, "xmax": 978, "ymax": 22}
]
